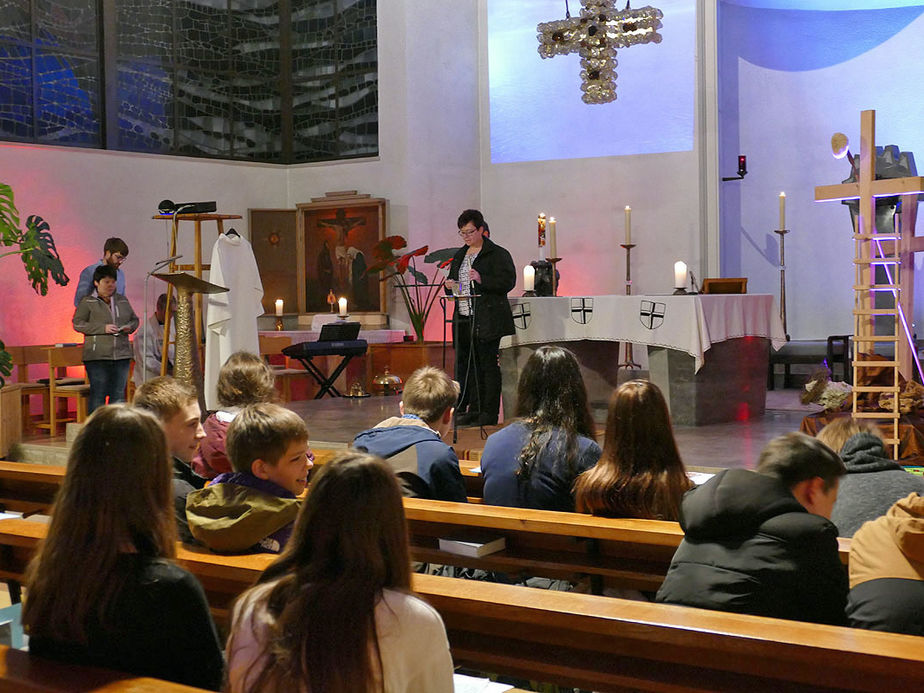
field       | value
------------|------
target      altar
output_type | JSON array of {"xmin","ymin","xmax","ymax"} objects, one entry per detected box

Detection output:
[{"xmin": 499, "ymin": 294, "xmax": 786, "ymax": 426}]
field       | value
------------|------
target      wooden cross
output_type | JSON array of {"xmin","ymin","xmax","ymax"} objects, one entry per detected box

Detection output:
[
  {"xmin": 815, "ymin": 110, "xmax": 924, "ymax": 380},
  {"xmin": 537, "ymin": 1, "xmax": 663, "ymax": 104}
]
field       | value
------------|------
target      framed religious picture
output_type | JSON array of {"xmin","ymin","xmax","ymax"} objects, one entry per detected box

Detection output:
[
  {"xmin": 249, "ymin": 209, "xmax": 298, "ymax": 315},
  {"xmin": 296, "ymin": 192, "xmax": 387, "ymax": 314}
]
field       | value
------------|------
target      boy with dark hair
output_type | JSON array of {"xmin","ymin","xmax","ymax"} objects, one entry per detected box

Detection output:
[
  {"xmin": 353, "ymin": 366, "xmax": 467, "ymax": 502},
  {"xmin": 186, "ymin": 403, "xmax": 311, "ymax": 554},
  {"xmin": 133, "ymin": 376, "xmax": 206, "ymax": 543},
  {"xmin": 656, "ymin": 432, "xmax": 849, "ymax": 625},
  {"xmin": 74, "ymin": 237, "xmax": 129, "ymax": 306}
]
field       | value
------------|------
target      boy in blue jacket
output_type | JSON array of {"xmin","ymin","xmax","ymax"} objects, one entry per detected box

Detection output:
[{"xmin": 353, "ymin": 367, "xmax": 467, "ymax": 503}]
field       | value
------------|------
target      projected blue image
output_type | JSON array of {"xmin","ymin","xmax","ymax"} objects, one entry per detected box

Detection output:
[{"xmin": 488, "ymin": 0, "xmax": 695, "ymax": 164}]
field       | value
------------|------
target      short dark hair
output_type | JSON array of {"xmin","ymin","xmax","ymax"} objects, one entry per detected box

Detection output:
[
  {"xmin": 457, "ymin": 209, "xmax": 486, "ymax": 231},
  {"xmin": 757, "ymin": 432, "xmax": 846, "ymax": 491},
  {"xmin": 104, "ymin": 237, "xmax": 129, "ymax": 256},
  {"xmin": 155, "ymin": 293, "xmax": 168, "ymax": 311},
  {"xmin": 92, "ymin": 264, "xmax": 118, "ymax": 283}
]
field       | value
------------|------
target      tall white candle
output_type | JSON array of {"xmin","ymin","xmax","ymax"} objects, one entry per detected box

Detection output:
[
  {"xmin": 275, "ymin": 298, "xmax": 284, "ymax": 316},
  {"xmin": 549, "ymin": 217, "xmax": 557, "ymax": 259},
  {"xmin": 338, "ymin": 297, "xmax": 348, "ymax": 316},
  {"xmin": 674, "ymin": 261, "xmax": 688, "ymax": 289},
  {"xmin": 779, "ymin": 192, "xmax": 786, "ymax": 230},
  {"xmin": 624, "ymin": 206, "xmax": 632, "ymax": 245},
  {"xmin": 523, "ymin": 265, "xmax": 535, "ymax": 292}
]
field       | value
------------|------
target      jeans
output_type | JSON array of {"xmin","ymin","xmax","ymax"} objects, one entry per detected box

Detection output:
[{"xmin": 85, "ymin": 359, "xmax": 131, "ymax": 413}]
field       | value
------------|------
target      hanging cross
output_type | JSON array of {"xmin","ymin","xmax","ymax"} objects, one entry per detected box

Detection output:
[
  {"xmin": 815, "ymin": 109, "xmax": 924, "ymax": 380},
  {"xmin": 537, "ymin": 0, "xmax": 663, "ymax": 104}
]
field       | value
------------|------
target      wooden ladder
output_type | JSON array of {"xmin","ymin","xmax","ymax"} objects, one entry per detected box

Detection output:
[{"xmin": 852, "ymin": 218, "xmax": 900, "ymax": 459}]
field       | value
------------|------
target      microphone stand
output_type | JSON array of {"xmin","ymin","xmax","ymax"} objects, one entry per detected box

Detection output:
[{"xmin": 143, "ymin": 255, "xmax": 182, "ymax": 384}]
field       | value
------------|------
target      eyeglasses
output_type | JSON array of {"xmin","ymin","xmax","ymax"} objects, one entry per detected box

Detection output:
[{"xmin": 458, "ymin": 227, "xmax": 479, "ymax": 237}]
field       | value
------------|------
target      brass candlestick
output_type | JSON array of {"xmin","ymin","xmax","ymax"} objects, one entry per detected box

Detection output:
[
  {"xmin": 618, "ymin": 244, "xmax": 641, "ymax": 369},
  {"xmin": 548, "ymin": 257, "xmax": 561, "ymax": 296},
  {"xmin": 774, "ymin": 228, "xmax": 790, "ymax": 341}
]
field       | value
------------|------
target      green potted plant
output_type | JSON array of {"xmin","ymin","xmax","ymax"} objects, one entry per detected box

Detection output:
[
  {"xmin": 0, "ymin": 183, "xmax": 69, "ymax": 385},
  {"xmin": 366, "ymin": 236, "xmax": 456, "ymax": 343}
]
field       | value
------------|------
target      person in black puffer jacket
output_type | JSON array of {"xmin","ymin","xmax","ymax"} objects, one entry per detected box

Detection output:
[
  {"xmin": 817, "ymin": 417, "xmax": 924, "ymax": 538},
  {"xmin": 656, "ymin": 432, "xmax": 849, "ymax": 626}
]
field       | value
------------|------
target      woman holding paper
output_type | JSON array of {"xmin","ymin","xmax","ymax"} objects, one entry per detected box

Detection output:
[{"xmin": 444, "ymin": 209, "xmax": 516, "ymax": 427}]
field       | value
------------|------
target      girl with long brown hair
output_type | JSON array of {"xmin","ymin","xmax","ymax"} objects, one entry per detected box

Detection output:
[
  {"xmin": 23, "ymin": 405, "xmax": 223, "ymax": 690},
  {"xmin": 226, "ymin": 451, "xmax": 453, "ymax": 693},
  {"xmin": 575, "ymin": 380, "xmax": 692, "ymax": 520},
  {"xmin": 481, "ymin": 346, "xmax": 601, "ymax": 511}
]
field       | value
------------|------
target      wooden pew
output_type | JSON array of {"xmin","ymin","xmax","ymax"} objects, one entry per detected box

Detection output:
[
  {"xmin": 0, "ymin": 462, "xmax": 853, "ymax": 593},
  {"xmin": 0, "ymin": 519, "xmax": 918, "ymax": 692},
  {"xmin": 0, "ymin": 644, "xmax": 209, "ymax": 692}
]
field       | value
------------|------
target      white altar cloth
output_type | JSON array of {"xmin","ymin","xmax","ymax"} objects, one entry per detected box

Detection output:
[{"xmin": 500, "ymin": 294, "xmax": 786, "ymax": 372}]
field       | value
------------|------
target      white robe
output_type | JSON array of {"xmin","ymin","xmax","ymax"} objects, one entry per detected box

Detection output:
[{"xmin": 204, "ymin": 233, "xmax": 264, "ymax": 409}]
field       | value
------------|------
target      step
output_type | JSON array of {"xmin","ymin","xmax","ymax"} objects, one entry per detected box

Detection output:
[{"xmin": 12, "ymin": 440, "xmax": 69, "ymax": 466}]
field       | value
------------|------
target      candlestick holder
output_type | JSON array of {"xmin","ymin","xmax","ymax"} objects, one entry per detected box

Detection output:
[
  {"xmin": 548, "ymin": 257, "xmax": 561, "ymax": 296},
  {"xmin": 774, "ymin": 227, "xmax": 791, "ymax": 341},
  {"xmin": 336, "ymin": 314, "xmax": 350, "ymax": 322},
  {"xmin": 618, "ymin": 244, "xmax": 641, "ymax": 370},
  {"xmin": 274, "ymin": 316, "xmax": 284, "ymax": 331},
  {"xmin": 522, "ymin": 290, "xmax": 537, "ymax": 297},
  {"xmin": 672, "ymin": 288, "xmax": 689, "ymax": 295}
]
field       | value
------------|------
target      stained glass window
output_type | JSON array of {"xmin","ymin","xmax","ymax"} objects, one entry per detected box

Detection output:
[{"xmin": 0, "ymin": 0, "xmax": 378, "ymax": 163}]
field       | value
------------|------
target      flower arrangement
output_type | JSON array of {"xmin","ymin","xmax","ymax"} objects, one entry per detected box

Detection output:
[{"xmin": 366, "ymin": 236, "xmax": 456, "ymax": 342}]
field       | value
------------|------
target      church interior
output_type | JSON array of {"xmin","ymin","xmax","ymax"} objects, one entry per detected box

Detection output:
[{"xmin": 2, "ymin": 0, "xmax": 924, "ymax": 690}]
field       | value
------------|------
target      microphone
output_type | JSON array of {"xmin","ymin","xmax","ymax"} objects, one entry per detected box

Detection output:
[
  {"xmin": 148, "ymin": 255, "xmax": 183, "ymax": 275},
  {"xmin": 689, "ymin": 271, "xmax": 701, "ymax": 294}
]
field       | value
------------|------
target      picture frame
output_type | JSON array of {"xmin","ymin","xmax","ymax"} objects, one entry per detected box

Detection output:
[
  {"xmin": 702, "ymin": 277, "xmax": 748, "ymax": 294},
  {"xmin": 248, "ymin": 208, "xmax": 298, "ymax": 315},
  {"xmin": 296, "ymin": 192, "xmax": 387, "ymax": 314}
]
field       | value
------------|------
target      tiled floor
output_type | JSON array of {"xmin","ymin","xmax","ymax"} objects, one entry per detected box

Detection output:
[{"xmin": 290, "ymin": 389, "xmax": 818, "ymax": 472}]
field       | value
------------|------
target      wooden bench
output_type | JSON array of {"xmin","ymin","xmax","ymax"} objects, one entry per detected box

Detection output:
[
  {"xmin": 768, "ymin": 335, "xmax": 851, "ymax": 389},
  {"xmin": 0, "ymin": 643, "xmax": 210, "ymax": 692},
  {"xmin": 0, "ymin": 519, "xmax": 917, "ymax": 692}
]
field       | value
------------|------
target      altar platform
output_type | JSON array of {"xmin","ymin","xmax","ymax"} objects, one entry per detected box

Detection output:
[{"xmin": 499, "ymin": 294, "xmax": 786, "ymax": 426}]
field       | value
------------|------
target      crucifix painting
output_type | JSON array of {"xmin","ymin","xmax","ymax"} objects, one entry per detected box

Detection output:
[{"xmin": 296, "ymin": 193, "xmax": 387, "ymax": 314}]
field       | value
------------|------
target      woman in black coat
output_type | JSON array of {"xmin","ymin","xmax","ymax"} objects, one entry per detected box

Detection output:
[{"xmin": 445, "ymin": 209, "xmax": 516, "ymax": 427}]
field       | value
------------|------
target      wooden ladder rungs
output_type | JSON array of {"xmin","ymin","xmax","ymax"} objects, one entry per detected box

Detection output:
[
  {"xmin": 853, "ymin": 360, "xmax": 899, "ymax": 367},
  {"xmin": 852, "ymin": 412, "xmax": 901, "ymax": 419},
  {"xmin": 176, "ymin": 264, "xmax": 212, "ymax": 271},
  {"xmin": 853, "ymin": 309, "xmax": 900, "ymax": 315},
  {"xmin": 853, "ymin": 335, "xmax": 899, "ymax": 342},
  {"xmin": 852, "ymin": 386, "xmax": 901, "ymax": 393},
  {"xmin": 854, "ymin": 258, "xmax": 899, "ymax": 265},
  {"xmin": 853, "ymin": 234, "xmax": 900, "ymax": 241},
  {"xmin": 853, "ymin": 284, "xmax": 899, "ymax": 291},
  {"xmin": 881, "ymin": 439, "xmax": 901, "ymax": 446}
]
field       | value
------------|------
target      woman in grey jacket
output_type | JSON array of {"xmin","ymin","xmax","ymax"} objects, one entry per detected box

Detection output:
[{"xmin": 72, "ymin": 264, "xmax": 139, "ymax": 412}]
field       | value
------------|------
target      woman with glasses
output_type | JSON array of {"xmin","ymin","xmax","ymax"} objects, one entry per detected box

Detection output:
[{"xmin": 444, "ymin": 209, "xmax": 516, "ymax": 427}]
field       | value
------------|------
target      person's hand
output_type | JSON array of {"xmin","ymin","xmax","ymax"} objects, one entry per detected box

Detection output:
[
  {"xmin": 105, "ymin": 324, "xmax": 119, "ymax": 334},
  {"xmin": 470, "ymin": 268, "xmax": 481, "ymax": 283},
  {"xmin": 444, "ymin": 279, "xmax": 458, "ymax": 293}
]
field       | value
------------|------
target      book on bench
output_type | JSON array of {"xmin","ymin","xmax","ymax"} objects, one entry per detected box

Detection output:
[{"xmin": 438, "ymin": 532, "xmax": 506, "ymax": 558}]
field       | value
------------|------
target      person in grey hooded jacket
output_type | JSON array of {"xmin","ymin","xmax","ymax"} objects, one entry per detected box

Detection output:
[
  {"xmin": 72, "ymin": 264, "xmax": 138, "ymax": 412},
  {"xmin": 816, "ymin": 417, "xmax": 924, "ymax": 538}
]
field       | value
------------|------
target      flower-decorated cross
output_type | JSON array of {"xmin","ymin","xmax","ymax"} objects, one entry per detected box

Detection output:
[{"xmin": 537, "ymin": 0, "xmax": 663, "ymax": 104}]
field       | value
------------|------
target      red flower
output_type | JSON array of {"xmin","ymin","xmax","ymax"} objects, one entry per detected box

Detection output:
[{"xmin": 396, "ymin": 245, "xmax": 428, "ymax": 274}]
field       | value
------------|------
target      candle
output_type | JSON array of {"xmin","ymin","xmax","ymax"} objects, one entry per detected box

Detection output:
[
  {"xmin": 624, "ymin": 206, "xmax": 632, "ymax": 245},
  {"xmin": 338, "ymin": 297, "xmax": 347, "ymax": 317},
  {"xmin": 275, "ymin": 298, "xmax": 284, "ymax": 316},
  {"xmin": 549, "ymin": 217, "xmax": 557, "ymax": 259},
  {"xmin": 523, "ymin": 265, "xmax": 535, "ymax": 292},
  {"xmin": 674, "ymin": 261, "xmax": 688, "ymax": 290},
  {"xmin": 779, "ymin": 192, "xmax": 786, "ymax": 230},
  {"xmin": 538, "ymin": 213, "xmax": 546, "ymax": 248}
]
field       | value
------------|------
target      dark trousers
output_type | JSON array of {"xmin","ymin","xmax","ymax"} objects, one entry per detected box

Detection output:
[
  {"xmin": 453, "ymin": 316, "xmax": 502, "ymax": 421},
  {"xmin": 85, "ymin": 358, "xmax": 131, "ymax": 413}
]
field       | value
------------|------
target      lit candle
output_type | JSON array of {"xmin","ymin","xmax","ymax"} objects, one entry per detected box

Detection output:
[
  {"xmin": 549, "ymin": 217, "xmax": 557, "ymax": 259},
  {"xmin": 674, "ymin": 261, "xmax": 688, "ymax": 290},
  {"xmin": 538, "ymin": 213, "xmax": 546, "ymax": 248},
  {"xmin": 625, "ymin": 206, "xmax": 632, "ymax": 245},
  {"xmin": 338, "ymin": 297, "xmax": 347, "ymax": 317},
  {"xmin": 275, "ymin": 298, "xmax": 284, "ymax": 316},
  {"xmin": 779, "ymin": 192, "xmax": 786, "ymax": 230},
  {"xmin": 523, "ymin": 265, "xmax": 535, "ymax": 292}
]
